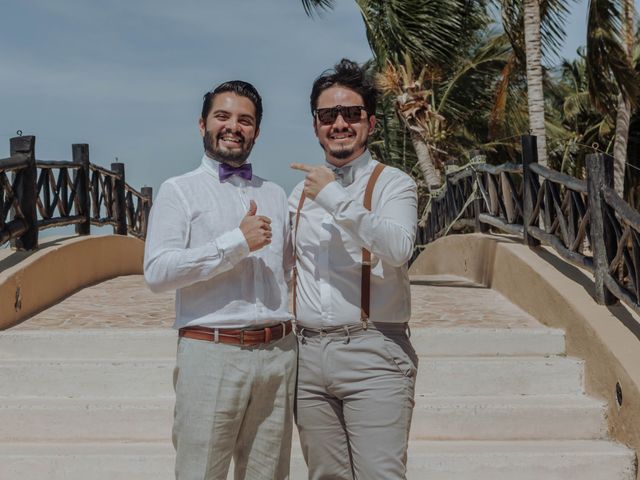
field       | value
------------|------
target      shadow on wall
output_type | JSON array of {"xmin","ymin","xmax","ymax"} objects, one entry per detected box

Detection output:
[{"xmin": 0, "ymin": 235, "xmax": 144, "ymax": 329}]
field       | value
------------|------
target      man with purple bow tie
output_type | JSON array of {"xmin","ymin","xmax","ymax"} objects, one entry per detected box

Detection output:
[{"xmin": 144, "ymin": 81, "xmax": 296, "ymax": 480}]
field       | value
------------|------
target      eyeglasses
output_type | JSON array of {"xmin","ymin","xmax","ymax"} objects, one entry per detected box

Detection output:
[{"xmin": 314, "ymin": 105, "xmax": 367, "ymax": 125}]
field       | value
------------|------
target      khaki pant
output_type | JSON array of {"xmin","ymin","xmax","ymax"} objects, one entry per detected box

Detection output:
[
  {"xmin": 173, "ymin": 333, "xmax": 297, "ymax": 480},
  {"xmin": 295, "ymin": 323, "xmax": 417, "ymax": 480}
]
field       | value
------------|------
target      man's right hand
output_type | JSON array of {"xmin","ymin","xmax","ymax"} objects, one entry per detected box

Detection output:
[{"xmin": 239, "ymin": 200, "xmax": 272, "ymax": 251}]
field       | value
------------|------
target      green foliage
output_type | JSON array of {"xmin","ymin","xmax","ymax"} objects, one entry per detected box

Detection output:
[
  {"xmin": 302, "ymin": 0, "xmax": 639, "ymax": 204},
  {"xmin": 586, "ymin": 0, "xmax": 638, "ymax": 112},
  {"xmin": 545, "ymin": 53, "xmax": 615, "ymax": 176},
  {"xmin": 499, "ymin": 0, "xmax": 575, "ymax": 65},
  {"xmin": 301, "ymin": 0, "xmax": 335, "ymax": 17}
]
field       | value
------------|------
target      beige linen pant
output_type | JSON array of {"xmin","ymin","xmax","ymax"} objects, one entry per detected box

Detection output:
[
  {"xmin": 295, "ymin": 323, "xmax": 417, "ymax": 480},
  {"xmin": 173, "ymin": 332, "xmax": 297, "ymax": 480}
]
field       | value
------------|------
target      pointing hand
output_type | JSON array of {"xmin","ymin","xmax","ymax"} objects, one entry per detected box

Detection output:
[{"xmin": 290, "ymin": 163, "xmax": 335, "ymax": 200}]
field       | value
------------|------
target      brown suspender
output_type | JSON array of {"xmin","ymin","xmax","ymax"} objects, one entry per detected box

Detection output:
[
  {"xmin": 360, "ymin": 163, "xmax": 385, "ymax": 323},
  {"xmin": 293, "ymin": 162, "xmax": 386, "ymax": 326}
]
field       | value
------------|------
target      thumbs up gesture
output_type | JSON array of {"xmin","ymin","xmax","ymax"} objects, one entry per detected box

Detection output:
[{"xmin": 239, "ymin": 200, "xmax": 272, "ymax": 251}]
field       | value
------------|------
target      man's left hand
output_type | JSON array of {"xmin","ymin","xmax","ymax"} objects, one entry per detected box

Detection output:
[{"xmin": 290, "ymin": 163, "xmax": 335, "ymax": 200}]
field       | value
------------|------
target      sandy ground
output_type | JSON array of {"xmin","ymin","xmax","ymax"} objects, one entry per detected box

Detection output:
[{"xmin": 13, "ymin": 275, "xmax": 537, "ymax": 330}]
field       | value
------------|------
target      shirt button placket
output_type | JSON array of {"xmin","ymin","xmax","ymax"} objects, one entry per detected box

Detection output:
[{"xmin": 241, "ymin": 184, "xmax": 260, "ymax": 323}]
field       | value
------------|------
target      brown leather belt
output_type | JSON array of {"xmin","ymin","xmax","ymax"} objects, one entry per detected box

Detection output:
[{"xmin": 179, "ymin": 321, "xmax": 292, "ymax": 346}]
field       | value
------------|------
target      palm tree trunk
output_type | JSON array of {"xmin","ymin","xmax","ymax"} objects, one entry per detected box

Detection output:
[
  {"xmin": 613, "ymin": 95, "xmax": 631, "ymax": 196},
  {"xmin": 523, "ymin": 0, "xmax": 548, "ymax": 167},
  {"xmin": 612, "ymin": 0, "xmax": 635, "ymax": 198},
  {"xmin": 410, "ymin": 131, "xmax": 441, "ymax": 190}
]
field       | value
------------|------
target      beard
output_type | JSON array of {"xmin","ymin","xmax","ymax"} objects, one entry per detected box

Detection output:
[
  {"xmin": 320, "ymin": 137, "xmax": 368, "ymax": 161},
  {"xmin": 203, "ymin": 129, "xmax": 254, "ymax": 167}
]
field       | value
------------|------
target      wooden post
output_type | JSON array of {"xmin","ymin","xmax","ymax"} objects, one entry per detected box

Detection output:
[
  {"xmin": 73, "ymin": 144, "xmax": 91, "ymax": 236},
  {"xmin": 10, "ymin": 136, "xmax": 38, "ymax": 250},
  {"xmin": 586, "ymin": 153, "xmax": 616, "ymax": 305},
  {"xmin": 522, "ymin": 135, "xmax": 540, "ymax": 247},
  {"xmin": 141, "ymin": 186, "xmax": 153, "ymax": 239},
  {"xmin": 470, "ymin": 150, "xmax": 488, "ymax": 233},
  {"xmin": 474, "ymin": 173, "xmax": 489, "ymax": 233},
  {"xmin": 111, "ymin": 162, "xmax": 127, "ymax": 235}
]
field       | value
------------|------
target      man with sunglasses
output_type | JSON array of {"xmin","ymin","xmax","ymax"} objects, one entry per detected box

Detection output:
[
  {"xmin": 145, "ymin": 80, "xmax": 296, "ymax": 480},
  {"xmin": 290, "ymin": 59, "xmax": 418, "ymax": 479}
]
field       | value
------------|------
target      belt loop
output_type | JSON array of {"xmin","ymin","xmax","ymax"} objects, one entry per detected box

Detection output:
[
  {"xmin": 406, "ymin": 323, "xmax": 412, "ymax": 338},
  {"xmin": 281, "ymin": 322, "xmax": 286, "ymax": 339},
  {"xmin": 240, "ymin": 330, "xmax": 244, "ymax": 345},
  {"xmin": 214, "ymin": 329, "xmax": 219, "ymax": 344},
  {"xmin": 343, "ymin": 325, "xmax": 351, "ymax": 344}
]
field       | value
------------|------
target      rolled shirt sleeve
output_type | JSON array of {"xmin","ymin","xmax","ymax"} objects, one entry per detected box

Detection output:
[{"xmin": 313, "ymin": 172, "xmax": 417, "ymax": 267}]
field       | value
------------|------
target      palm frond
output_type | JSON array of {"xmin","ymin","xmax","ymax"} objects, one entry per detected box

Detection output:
[
  {"xmin": 586, "ymin": 0, "xmax": 639, "ymax": 111},
  {"xmin": 301, "ymin": 0, "xmax": 335, "ymax": 17},
  {"xmin": 355, "ymin": 0, "xmax": 485, "ymax": 69},
  {"xmin": 499, "ymin": 0, "xmax": 577, "ymax": 64}
]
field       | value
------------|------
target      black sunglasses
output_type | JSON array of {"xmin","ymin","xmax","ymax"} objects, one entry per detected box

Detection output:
[{"xmin": 314, "ymin": 105, "xmax": 367, "ymax": 125}]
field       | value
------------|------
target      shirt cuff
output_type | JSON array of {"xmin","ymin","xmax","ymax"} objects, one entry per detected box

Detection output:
[
  {"xmin": 314, "ymin": 181, "xmax": 348, "ymax": 214},
  {"xmin": 217, "ymin": 227, "xmax": 250, "ymax": 266}
]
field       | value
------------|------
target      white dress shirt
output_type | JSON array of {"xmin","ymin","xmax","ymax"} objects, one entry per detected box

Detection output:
[
  {"xmin": 289, "ymin": 150, "xmax": 417, "ymax": 328},
  {"xmin": 144, "ymin": 155, "xmax": 292, "ymax": 329}
]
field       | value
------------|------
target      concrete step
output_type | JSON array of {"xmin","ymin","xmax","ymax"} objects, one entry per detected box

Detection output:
[
  {"xmin": 406, "ymin": 440, "xmax": 636, "ymax": 480},
  {"xmin": 0, "ymin": 356, "xmax": 583, "ymax": 398},
  {"xmin": 411, "ymin": 327, "xmax": 565, "ymax": 357},
  {"xmin": 0, "ymin": 398, "xmax": 174, "ymax": 442},
  {"xmin": 411, "ymin": 395, "xmax": 607, "ymax": 440},
  {"xmin": 0, "ymin": 443, "xmax": 175, "ymax": 480},
  {"xmin": 415, "ymin": 356, "xmax": 584, "ymax": 396},
  {"xmin": 0, "ymin": 360, "xmax": 175, "ymax": 398},
  {"xmin": 0, "ymin": 440, "xmax": 634, "ymax": 480},
  {"xmin": 0, "ymin": 393, "xmax": 605, "ymax": 443},
  {"xmin": 0, "ymin": 356, "xmax": 584, "ymax": 399},
  {"xmin": 0, "ymin": 326, "xmax": 566, "ymax": 360},
  {"xmin": 0, "ymin": 330, "xmax": 176, "ymax": 361},
  {"xmin": 0, "ymin": 394, "xmax": 606, "ymax": 443}
]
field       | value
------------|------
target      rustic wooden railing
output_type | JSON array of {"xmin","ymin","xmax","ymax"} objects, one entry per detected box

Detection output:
[
  {"xmin": 418, "ymin": 134, "xmax": 640, "ymax": 316},
  {"xmin": 0, "ymin": 135, "xmax": 152, "ymax": 250}
]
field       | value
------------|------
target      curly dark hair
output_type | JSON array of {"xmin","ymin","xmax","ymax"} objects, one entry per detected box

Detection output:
[
  {"xmin": 310, "ymin": 59, "xmax": 377, "ymax": 117},
  {"xmin": 201, "ymin": 80, "xmax": 263, "ymax": 128}
]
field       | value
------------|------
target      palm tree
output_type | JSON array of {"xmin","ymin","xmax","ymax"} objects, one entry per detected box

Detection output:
[
  {"xmin": 586, "ymin": 0, "xmax": 638, "ymax": 197},
  {"xmin": 301, "ymin": 0, "xmax": 494, "ymax": 191},
  {"xmin": 523, "ymin": 0, "xmax": 547, "ymax": 166},
  {"xmin": 546, "ymin": 53, "xmax": 614, "ymax": 175},
  {"xmin": 613, "ymin": 0, "xmax": 636, "ymax": 197},
  {"xmin": 375, "ymin": 59, "xmax": 444, "ymax": 188},
  {"xmin": 499, "ymin": 0, "xmax": 575, "ymax": 168}
]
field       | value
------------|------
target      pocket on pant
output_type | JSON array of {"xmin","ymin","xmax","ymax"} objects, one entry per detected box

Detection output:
[{"xmin": 379, "ymin": 333, "xmax": 418, "ymax": 378}]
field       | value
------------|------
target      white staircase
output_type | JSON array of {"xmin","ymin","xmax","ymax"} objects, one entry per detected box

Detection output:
[{"xmin": 0, "ymin": 280, "xmax": 636, "ymax": 479}]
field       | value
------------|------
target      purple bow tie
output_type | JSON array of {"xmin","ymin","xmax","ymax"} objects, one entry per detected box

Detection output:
[{"xmin": 219, "ymin": 162, "xmax": 252, "ymax": 182}]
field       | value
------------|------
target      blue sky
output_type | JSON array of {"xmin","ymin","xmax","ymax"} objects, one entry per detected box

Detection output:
[{"xmin": 0, "ymin": 0, "xmax": 636, "ymax": 241}]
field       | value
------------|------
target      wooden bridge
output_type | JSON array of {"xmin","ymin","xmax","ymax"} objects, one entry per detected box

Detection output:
[{"xmin": 1, "ymin": 135, "xmax": 640, "ymax": 479}]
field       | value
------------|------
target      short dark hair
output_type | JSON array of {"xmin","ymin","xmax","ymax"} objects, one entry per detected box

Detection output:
[
  {"xmin": 201, "ymin": 80, "xmax": 263, "ymax": 128},
  {"xmin": 310, "ymin": 59, "xmax": 377, "ymax": 117}
]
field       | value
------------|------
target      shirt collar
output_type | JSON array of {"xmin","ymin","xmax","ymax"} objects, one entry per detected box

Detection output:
[{"xmin": 201, "ymin": 154, "xmax": 220, "ymax": 179}]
